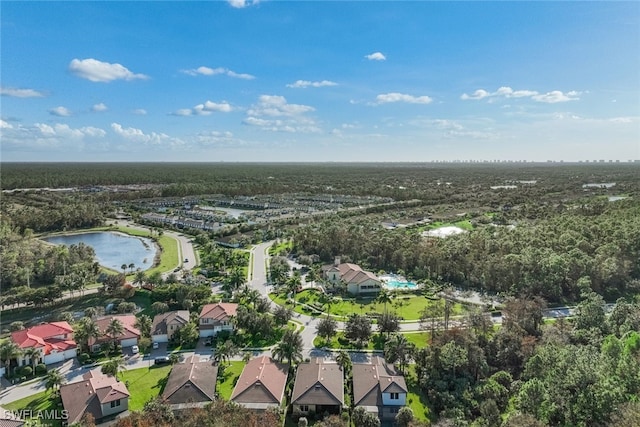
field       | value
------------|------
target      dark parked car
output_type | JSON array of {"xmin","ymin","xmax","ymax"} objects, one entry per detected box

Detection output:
[{"xmin": 154, "ymin": 356, "xmax": 170, "ymax": 365}]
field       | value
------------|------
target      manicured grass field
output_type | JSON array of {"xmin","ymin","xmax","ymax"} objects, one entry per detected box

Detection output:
[
  {"xmin": 270, "ymin": 289, "xmax": 466, "ymax": 321},
  {"xmin": 3, "ymin": 390, "xmax": 63, "ymax": 426},
  {"xmin": 3, "ymin": 365, "xmax": 172, "ymax": 424},
  {"xmin": 120, "ymin": 365, "xmax": 172, "ymax": 410},
  {"xmin": 406, "ymin": 365, "xmax": 431, "ymax": 422},
  {"xmin": 216, "ymin": 361, "xmax": 246, "ymax": 400},
  {"xmin": 403, "ymin": 331, "xmax": 431, "ymax": 348}
]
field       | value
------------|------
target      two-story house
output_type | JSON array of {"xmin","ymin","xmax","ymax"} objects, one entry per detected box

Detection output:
[
  {"xmin": 11, "ymin": 321, "xmax": 77, "ymax": 366},
  {"xmin": 60, "ymin": 369, "xmax": 130, "ymax": 424},
  {"xmin": 198, "ymin": 303, "xmax": 238, "ymax": 338},
  {"xmin": 162, "ymin": 355, "xmax": 218, "ymax": 410},
  {"xmin": 151, "ymin": 310, "xmax": 190, "ymax": 343},
  {"xmin": 352, "ymin": 356, "xmax": 408, "ymax": 422},
  {"xmin": 323, "ymin": 261, "xmax": 381, "ymax": 295}
]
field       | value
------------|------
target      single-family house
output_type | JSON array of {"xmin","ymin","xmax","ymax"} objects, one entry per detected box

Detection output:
[
  {"xmin": 60, "ymin": 369, "xmax": 130, "ymax": 424},
  {"xmin": 11, "ymin": 322, "xmax": 77, "ymax": 366},
  {"xmin": 231, "ymin": 356, "xmax": 288, "ymax": 411},
  {"xmin": 161, "ymin": 355, "xmax": 218, "ymax": 410},
  {"xmin": 291, "ymin": 358, "xmax": 344, "ymax": 416},
  {"xmin": 352, "ymin": 356, "xmax": 408, "ymax": 421},
  {"xmin": 151, "ymin": 310, "xmax": 190, "ymax": 343},
  {"xmin": 198, "ymin": 303, "xmax": 237, "ymax": 338},
  {"xmin": 89, "ymin": 315, "xmax": 140, "ymax": 352},
  {"xmin": 323, "ymin": 260, "xmax": 381, "ymax": 295}
]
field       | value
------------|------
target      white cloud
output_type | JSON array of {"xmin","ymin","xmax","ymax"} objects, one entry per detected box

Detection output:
[
  {"xmin": 1, "ymin": 87, "xmax": 46, "ymax": 98},
  {"xmin": 1, "ymin": 119, "xmax": 14, "ymax": 129},
  {"xmin": 244, "ymin": 95, "xmax": 319, "ymax": 133},
  {"xmin": 35, "ymin": 123, "xmax": 106, "ymax": 139},
  {"xmin": 110, "ymin": 123, "xmax": 184, "ymax": 146},
  {"xmin": 69, "ymin": 58, "xmax": 148, "ymax": 83},
  {"xmin": 228, "ymin": 0, "xmax": 260, "ymax": 8},
  {"xmin": 365, "ymin": 52, "xmax": 386, "ymax": 61},
  {"xmin": 92, "ymin": 103, "xmax": 108, "ymax": 112},
  {"xmin": 173, "ymin": 100, "xmax": 234, "ymax": 116},
  {"xmin": 248, "ymin": 95, "xmax": 314, "ymax": 117},
  {"xmin": 181, "ymin": 66, "xmax": 255, "ymax": 80},
  {"xmin": 132, "ymin": 109, "xmax": 147, "ymax": 115},
  {"xmin": 286, "ymin": 80, "xmax": 338, "ymax": 88},
  {"xmin": 532, "ymin": 90, "xmax": 581, "ymax": 103},
  {"xmin": 49, "ymin": 106, "xmax": 72, "ymax": 117},
  {"xmin": 461, "ymin": 86, "xmax": 581, "ymax": 103},
  {"xmin": 375, "ymin": 93, "xmax": 433, "ymax": 105}
]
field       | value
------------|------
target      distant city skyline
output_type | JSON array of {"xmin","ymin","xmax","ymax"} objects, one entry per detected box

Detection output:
[{"xmin": 1, "ymin": 1, "xmax": 639, "ymax": 162}]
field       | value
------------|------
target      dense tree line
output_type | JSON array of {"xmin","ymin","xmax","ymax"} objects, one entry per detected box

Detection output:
[
  {"xmin": 293, "ymin": 200, "xmax": 640, "ymax": 303},
  {"xmin": 0, "ymin": 222, "xmax": 98, "ymax": 291},
  {"xmin": 410, "ymin": 295, "xmax": 640, "ymax": 426}
]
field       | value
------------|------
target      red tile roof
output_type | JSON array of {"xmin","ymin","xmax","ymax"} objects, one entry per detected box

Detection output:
[
  {"xmin": 11, "ymin": 322, "xmax": 76, "ymax": 355},
  {"xmin": 199, "ymin": 303, "xmax": 238, "ymax": 321}
]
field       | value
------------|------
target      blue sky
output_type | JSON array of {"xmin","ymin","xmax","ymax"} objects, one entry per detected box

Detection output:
[{"xmin": 1, "ymin": 1, "xmax": 639, "ymax": 162}]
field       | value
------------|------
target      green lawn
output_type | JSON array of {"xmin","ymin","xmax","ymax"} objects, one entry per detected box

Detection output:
[
  {"xmin": 406, "ymin": 365, "xmax": 432, "ymax": 422},
  {"xmin": 3, "ymin": 390, "xmax": 64, "ymax": 426},
  {"xmin": 216, "ymin": 361, "xmax": 246, "ymax": 400},
  {"xmin": 269, "ymin": 240, "xmax": 293, "ymax": 256},
  {"xmin": 120, "ymin": 365, "xmax": 172, "ymax": 410},
  {"xmin": 270, "ymin": 289, "xmax": 467, "ymax": 321},
  {"xmin": 403, "ymin": 331, "xmax": 431, "ymax": 348}
]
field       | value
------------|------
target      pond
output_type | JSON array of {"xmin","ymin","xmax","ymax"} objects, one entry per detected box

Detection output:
[{"xmin": 43, "ymin": 232, "xmax": 158, "ymax": 272}]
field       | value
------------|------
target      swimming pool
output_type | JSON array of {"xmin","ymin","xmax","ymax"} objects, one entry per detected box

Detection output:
[{"xmin": 379, "ymin": 274, "xmax": 419, "ymax": 290}]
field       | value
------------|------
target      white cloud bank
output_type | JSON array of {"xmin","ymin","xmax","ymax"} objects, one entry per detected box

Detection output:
[
  {"xmin": 111, "ymin": 123, "xmax": 184, "ymax": 147},
  {"xmin": 243, "ymin": 95, "xmax": 319, "ymax": 133},
  {"xmin": 365, "ymin": 52, "xmax": 386, "ymax": 61},
  {"xmin": 1, "ymin": 87, "xmax": 46, "ymax": 98},
  {"xmin": 286, "ymin": 80, "xmax": 338, "ymax": 88},
  {"xmin": 181, "ymin": 66, "xmax": 255, "ymax": 80},
  {"xmin": 172, "ymin": 100, "xmax": 234, "ymax": 116},
  {"xmin": 461, "ymin": 86, "xmax": 581, "ymax": 103},
  {"xmin": 69, "ymin": 58, "xmax": 148, "ymax": 83},
  {"xmin": 375, "ymin": 92, "xmax": 433, "ymax": 105}
]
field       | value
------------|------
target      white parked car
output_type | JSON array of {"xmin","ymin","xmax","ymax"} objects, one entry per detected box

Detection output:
[
  {"xmin": 152, "ymin": 342, "xmax": 159, "ymax": 350},
  {"xmin": 131, "ymin": 345, "xmax": 139, "ymax": 354}
]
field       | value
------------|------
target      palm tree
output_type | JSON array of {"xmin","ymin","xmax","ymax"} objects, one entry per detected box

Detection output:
[
  {"xmin": 335, "ymin": 350, "xmax": 352, "ymax": 374},
  {"xmin": 101, "ymin": 356, "xmax": 126, "ymax": 380},
  {"xmin": 376, "ymin": 289, "xmax": 393, "ymax": 313},
  {"xmin": 0, "ymin": 341, "xmax": 21, "ymax": 376},
  {"xmin": 384, "ymin": 334, "xmax": 415, "ymax": 374},
  {"xmin": 272, "ymin": 329, "xmax": 303, "ymax": 365},
  {"xmin": 23, "ymin": 347, "xmax": 41, "ymax": 375},
  {"xmin": 134, "ymin": 315, "xmax": 152, "ymax": 339},
  {"xmin": 105, "ymin": 318, "xmax": 125, "ymax": 350},
  {"xmin": 74, "ymin": 317, "xmax": 101, "ymax": 354},
  {"xmin": 214, "ymin": 340, "xmax": 238, "ymax": 366},
  {"xmin": 121, "ymin": 264, "xmax": 128, "ymax": 275},
  {"xmin": 133, "ymin": 271, "xmax": 147, "ymax": 288},
  {"xmin": 128, "ymin": 263, "xmax": 135, "ymax": 274},
  {"xmin": 45, "ymin": 369, "xmax": 65, "ymax": 395}
]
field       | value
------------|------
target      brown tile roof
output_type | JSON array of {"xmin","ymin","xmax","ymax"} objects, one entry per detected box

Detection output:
[
  {"xmin": 291, "ymin": 358, "xmax": 344, "ymax": 406},
  {"xmin": 11, "ymin": 322, "xmax": 76, "ymax": 355},
  {"xmin": 199, "ymin": 303, "xmax": 238, "ymax": 320},
  {"xmin": 337, "ymin": 263, "xmax": 380, "ymax": 285},
  {"xmin": 89, "ymin": 315, "xmax": 140, "ymax": 346},
  {"xmin": 60, "ymin": 369, "xmax": 130, "ymax": 423},
  {"xmin": 352, "ymin": 356, "xmax": 407, "ymax": 407},
  {"xmin": 231, "ymin": 356, "xmax": 288, "ymax": 406},
  {"xmin": 152, "ymin": 310, "xmax": 190, "ymax": 336},
  {"xmin": 162, "ymin": 355, "xmax": 218, "ymax": 404}
]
